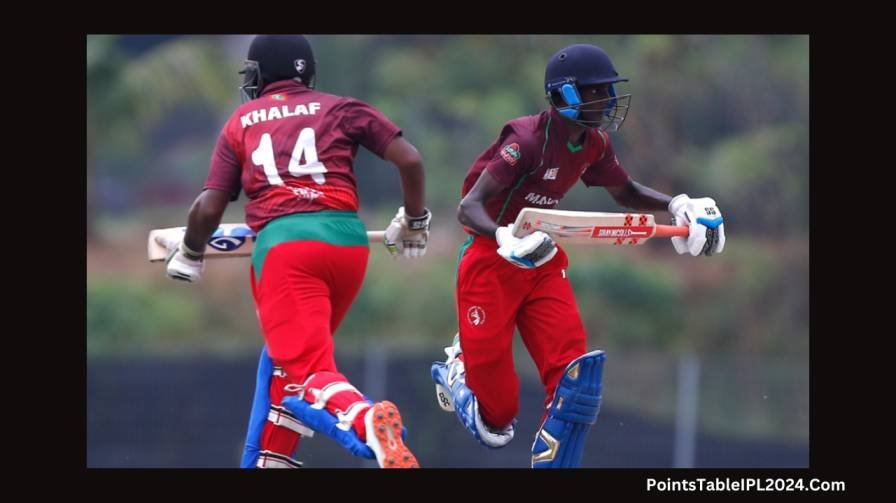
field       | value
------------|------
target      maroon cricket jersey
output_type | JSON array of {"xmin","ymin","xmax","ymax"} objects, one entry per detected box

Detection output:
[
  {"xmin": 204, "ymin": 80, "xmax": 402, "ymax": 232},
  {"xmin": 461, "ymin": 107, "xmax": 630, "ymax": 232}
]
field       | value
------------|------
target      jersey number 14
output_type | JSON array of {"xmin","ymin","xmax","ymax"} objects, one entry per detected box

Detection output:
[{"xmin": 251, "ymin": 128, "xmax": 327, "ymax": 185}]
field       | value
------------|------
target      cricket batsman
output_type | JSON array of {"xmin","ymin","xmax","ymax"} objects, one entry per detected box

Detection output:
[
  {"xmin": 431, "ymin": 43, "xmax": 725, "ymax": 467},
  {"xmin": 160, "ymin": 35, "xmax": 429, "ymax": 468}
]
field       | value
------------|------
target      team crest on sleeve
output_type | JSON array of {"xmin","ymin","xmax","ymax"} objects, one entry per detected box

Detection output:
[{"xmin": 500, "ymin": 143, "xmax": 521, "ymax": 166}]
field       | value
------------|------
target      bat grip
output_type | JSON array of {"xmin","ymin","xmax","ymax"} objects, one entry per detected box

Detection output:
[{"xmin": 654, "ymin": 225, "xmax": 690, "ymax": 238}]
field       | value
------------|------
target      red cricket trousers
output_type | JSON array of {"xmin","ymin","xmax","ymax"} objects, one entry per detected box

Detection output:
[
  {"xmin": 249, "ymin": 240, "xmax": 371, "ymax": 455},
  {"xmin": 456, "ymin": 235, "xmax": 587, "ymax": 428},
  {"xmin": 250, "ymin": 240, "xmax": 369, "ymax": 382}
]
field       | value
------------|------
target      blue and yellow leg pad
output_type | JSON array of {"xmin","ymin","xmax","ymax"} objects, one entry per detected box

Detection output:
[{"xmin": 531, "ymin": 349, "xmax": 605, "ymax": 468}]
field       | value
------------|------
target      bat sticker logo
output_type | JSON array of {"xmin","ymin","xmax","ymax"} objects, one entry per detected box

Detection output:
[
  {"xmin": 592, "ymin": 226, "xmax": 650, "ymax": 238},
  {"xmin": 208, "ymin": 236, "xmax": 246, "ymax": 251},
  {"xmin": 466, "ymin": 306, "xmax": 486, "ymax": 327},
  {"xmin": 208, "ymin": 226, "xmax": 256, "ymax": 251}
]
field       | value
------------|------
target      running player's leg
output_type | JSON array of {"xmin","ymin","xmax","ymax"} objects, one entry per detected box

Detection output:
[
  {"xmin": 517, "ymin": 248, "xmax": 588, "ymax": 408},
  {"xmin": 241, "ymin": 264, "xmax": 311, "ymax": 468},
  {"xmin": 261, "ymin": 240, "xmax": 417, "ymax": 467},
  {"xmin": 516, "ymin": 247, "xmax": 605, "ymax": 468},
  {"xmin": 432, "ymin": 237, "xmax": 523, "ymax": 447}
]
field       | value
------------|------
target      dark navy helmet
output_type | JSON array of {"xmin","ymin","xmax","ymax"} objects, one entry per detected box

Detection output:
[
  {"xmin": 544, "ymin": 44, "xmax": 631, "ymax": 131},
  {"xmin": 239, "ymin": 35, "xmax": 316, "ymax": 102}
]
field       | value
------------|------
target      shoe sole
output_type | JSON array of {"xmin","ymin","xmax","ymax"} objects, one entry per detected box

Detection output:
[{"xmin": 366, "ymin": 401, "xmax": 420, "ymax": 468}]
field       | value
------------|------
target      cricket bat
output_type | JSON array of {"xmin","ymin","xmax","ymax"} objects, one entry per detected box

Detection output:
[
  {"xmin": 148, "ymin": 223, "xmax": 386, "ymax": 262},
  {"xmin": 511, "ymin": 208, "xmax": 689, "ymax": 246}
]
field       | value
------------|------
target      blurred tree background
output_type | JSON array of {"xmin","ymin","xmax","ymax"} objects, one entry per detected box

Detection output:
[{"xmin": 87, "ymin": 35, "xmax": 809, "ymax": 466}]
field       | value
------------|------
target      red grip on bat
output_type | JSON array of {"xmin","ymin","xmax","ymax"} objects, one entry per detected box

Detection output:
[{"xmin": 654, "ymin": 225, "xmax": 690, "ymax": 238}]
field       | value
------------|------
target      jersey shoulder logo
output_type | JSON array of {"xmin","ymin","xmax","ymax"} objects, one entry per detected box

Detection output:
[{"xmin": 500, "ymin": 143, "xmax": 521, "ymax": 166}]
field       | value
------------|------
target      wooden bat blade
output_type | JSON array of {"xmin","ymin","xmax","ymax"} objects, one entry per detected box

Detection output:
[
  {"xmin": 511, "ymin": 208, "xmax": 688, "ymax": 246},
  {"xmin": 148, "ymin": 224, "xmax": 386, "ymax": 262}
]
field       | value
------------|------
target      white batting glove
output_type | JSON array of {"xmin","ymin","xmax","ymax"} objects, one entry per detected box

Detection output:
[
  {"xmin": 383, "ymin": 206, "xmax": 431, "ymax": 258},
  {"xmin": 156, "ymin": 232, "xmax": 205, "ymax": 283},
  {"xmin": 495, "ymin": 224, "xmax": 557, "ymax": 269},
  {"xmin": 669, "ymin": 194, "xmax": 726, "ymax": 256}
]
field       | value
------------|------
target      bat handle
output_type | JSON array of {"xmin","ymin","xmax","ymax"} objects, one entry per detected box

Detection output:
[
  {"xmin": 654, "ymin": 225, "xmax": 690, "ymax": 238},
  {"xmin": 367, "ymin": 230, "xmax": 386, "ymax": 242}
]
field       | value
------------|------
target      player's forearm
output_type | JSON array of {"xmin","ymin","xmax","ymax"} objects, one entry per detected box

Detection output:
[
  {"xmin": 384, "ymin": 137, "xmax": 426, "ymax": 217},
  {"xmin": 615, "ymin": 180, "xmax": 672, "ymax": 212},
  {"xmin": 183, "ymin": 190, "xmax": 229, "ymax": 253},
  {"xmin": 396, "ymin": 161, "xmax": 426, "ymax": 217},
  {"xmin": 457, "ymin": 197, "xmax": 500, "ymax": 237}
]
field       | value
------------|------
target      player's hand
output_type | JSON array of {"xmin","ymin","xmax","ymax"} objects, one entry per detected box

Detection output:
[
  {"xmin": 668, "ymin": 194, "xmax": 726, "ymax": 256},
  {"xmin": 157, "ymin": 233, "xmax": 205, "ymax": 283},
  {"xmin": 495, "ymin": 224, "xmax": 557, "ymax": 268},
  {"xmin": 383, "ymin": 206, "xmax": 431, "ymax": 258}
]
